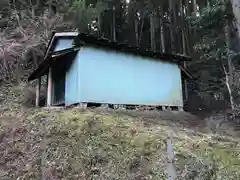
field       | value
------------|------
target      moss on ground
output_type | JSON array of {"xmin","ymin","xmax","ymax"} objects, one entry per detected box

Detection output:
[{"xmin": 0, "ymin": 108, "xmax": 239, "ymax": 180}]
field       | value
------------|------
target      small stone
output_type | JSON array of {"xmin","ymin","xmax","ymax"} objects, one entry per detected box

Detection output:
[
  {"xmin": 0, "ymin": 170, "xmax": 8, "ymax": 177},
  {"xmin": 25, "ymin": 163, "xmax": 32, "ymax": 171}
]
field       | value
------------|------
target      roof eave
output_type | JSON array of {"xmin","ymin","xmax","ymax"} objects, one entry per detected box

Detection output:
[
  {"xmin": 74, "ymin": 33, "xmax": 191, "ymax": 63},
  {"xmin": 28, "ymin": 47, "xmax": 80, "ymax": 81},
  {"xmin": 43, "ymin": 31, "xmax": 78, "ymax": 59},
  {"xmin": 54, "ymin": 32, "xmax": 79, "ymax": 37}
]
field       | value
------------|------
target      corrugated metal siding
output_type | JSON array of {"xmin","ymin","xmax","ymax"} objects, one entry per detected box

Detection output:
[
  {"xmin": 65, "ymin": 58, "xmax": 79, "ymax": 106},
  {"xmin": 68, "ymin": 46, "xmax": 183, "ymax": 107}
]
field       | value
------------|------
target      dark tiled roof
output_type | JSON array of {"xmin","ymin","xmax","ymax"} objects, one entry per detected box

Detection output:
[{"xmin": 74, "ymin": 33, "xmax": 192, "ymax": 63}]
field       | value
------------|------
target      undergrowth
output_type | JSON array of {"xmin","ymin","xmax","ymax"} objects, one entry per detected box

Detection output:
[{"xmin": 0, "ymin": 108, "xmax": 239, "ymax": 180}]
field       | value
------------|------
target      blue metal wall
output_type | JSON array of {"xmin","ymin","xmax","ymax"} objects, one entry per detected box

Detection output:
[
  {"xmin": 65, "ymin": 58, "xmax": 79, "ymax": 106},
  {"xmin": 54, "ymin": 38, "xmax": 74, "ymax": 51},
  {"xmin": 65, "ymin": 46, "xmax": 183, "ymax": 107}
]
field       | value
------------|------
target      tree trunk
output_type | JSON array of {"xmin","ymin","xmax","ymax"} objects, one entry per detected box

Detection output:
[
  {"xmin": 150, "ymin": 13, "xmax": 156, "ymax": 51},
  {"xmin": 98, "ymin": 12, "xmax": 102, "ymax": 36},
  {"xmin": 180, "ymin": 0, "xmax": 188, "ymax": 102},
  {"xmin": 207, "ymin": 0, "xmax": 211, "ymax": 8},
  {"xmin": 184, "ymin": 0, "xmax": 190, "ymax": 16},
  {"xmin": 231, "ymin": 0, "xmax": 240, "ymax": 35},
  {"xmin": 169, "ymin": 0, "xmax": 176, "ymax": 53},
  {"xmin": 192, "ymin": 0, "xmax": 197, "ymax": 16},
  {"xmin": 224, "ymin": 15, "xmax": 235, "ymax": 117},
  {"xmin": 160, "ymin": 4, "xmax": 165, "ymax": 52},
  {"xmin": 135, "ymin": 15, "xmax": 139, "ymax": 45},
  {"xmin": 222, "ymin": 63, "xmax": 235, "ymax": 117},
  {"xmin": 48, "ymin": 0, "xmax": 53, "ymax": 16},
  {"xmin": 138, "ymin": 13, "xmax": 145, "ymax": 46},
  {"xmin": 180, "ymin": 0, "xmax": 186, "ymax": 55},
  {"xmin": 231, "ymin": 0, "xmax": 240, "ymax": 50},
  {"xmin": 112, "ymin": 6, "xmax": 116, "ymax": 41},
  {"xmin": 127, "ymin": 1, "xmax": 138, "ymax": 45},
  {"xmin": 225, "ymin": 20, "xmax": 234, "ymax": 84},
  {"xmin": 183, "ymin": 0, "xmax": 194, "ymax": 56}
]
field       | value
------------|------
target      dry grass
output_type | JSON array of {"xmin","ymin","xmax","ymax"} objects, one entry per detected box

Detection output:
[
  {"xmin": 0, "ymin": 10, "xmax": 75, "ymax": 83},
  {"xmin": 0, "ymin": 108, "xmax": 239, "ymax": 180}
]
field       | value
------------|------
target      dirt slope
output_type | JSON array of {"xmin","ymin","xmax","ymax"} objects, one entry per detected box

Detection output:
[{"xmin": 0, "ymin": 107, "xmax": 239, "ymax": 180}]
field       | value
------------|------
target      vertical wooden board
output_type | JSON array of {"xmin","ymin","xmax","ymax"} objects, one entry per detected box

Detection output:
[{"xmin": 65, "ymin": 56, "xmax": 79, "ymax": 106}]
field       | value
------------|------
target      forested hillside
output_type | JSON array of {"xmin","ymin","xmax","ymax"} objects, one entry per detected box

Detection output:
[
  {"xmin": 1, "ymin": 0, "xmax": 240, "ymax": 117},
  {"xmin": 0, "ymin": 1, "xmax": 240, "ymax": 179}
]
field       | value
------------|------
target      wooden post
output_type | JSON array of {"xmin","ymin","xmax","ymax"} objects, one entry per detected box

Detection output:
[
  {"xmin": 178, "ymin": 106, "xmax": 184, "ymax": 112},
  {"xmin": 47, "ymin": 68, "xmax": 52, "ymax": 107},
  {"xmin": 166, "ymin": 132, "xmax": 177, "ymax": 180},
  {"xmin": 35, "ymin": 77, "xmax": 41, "ymax": 107},
  {"xmin": 184, "ymin": 80, "xmax": 188, "ymax": 101},
  {"xmin": 79, "ymin": 102, "xmax": 88, "ymax": 109}
]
